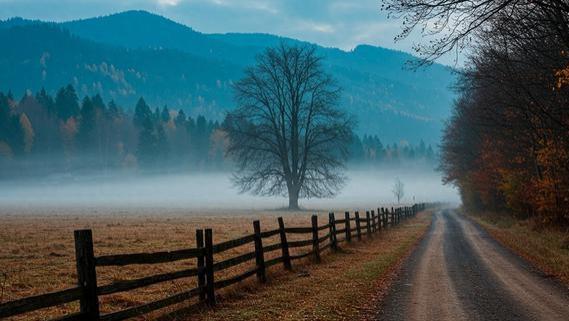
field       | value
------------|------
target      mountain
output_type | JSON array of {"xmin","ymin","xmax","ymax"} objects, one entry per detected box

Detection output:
[
  {"xmin": 0, "ymin": 11, "xmax": 456, "ymax": 144},
  {"xmin": 0, "ymin": 23, "xmax": 239, "ymax": 119},
  {"xmin": 62, "ymin": 11, "xmax": 256, "ymax": 66}
]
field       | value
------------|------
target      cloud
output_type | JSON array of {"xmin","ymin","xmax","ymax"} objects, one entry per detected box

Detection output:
[
  {"xmin": 295, "ymin": 20, "xmax": 335, "ymax": 34},
  {"xmin": 156, "ymin": 0, "xmax": 181, "ymax": 6}
]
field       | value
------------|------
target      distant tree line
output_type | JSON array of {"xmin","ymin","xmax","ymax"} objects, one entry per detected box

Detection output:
[
  {"xmin": 0, "ymin": 85, "xmax": 225, "ymax": 176},
  {"xmin": 349, "ymin": 134, "xmax": 436, "ymax": 167},
  {"xmin": 0, "ymin": 85, "xmax": 436, "ymax": 178}
]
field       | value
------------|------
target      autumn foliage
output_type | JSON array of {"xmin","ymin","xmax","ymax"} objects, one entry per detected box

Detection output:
[
  {"xmin": 380, "ymin": 0, "xmax": 569, "ymax": 226},
  {"xmin": 440, "ymin": 13, "xmax": 569, "ymax": 226}
]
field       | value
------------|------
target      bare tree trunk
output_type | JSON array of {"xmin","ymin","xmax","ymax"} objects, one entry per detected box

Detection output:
[{"xmin": 288, "ymin": 185, "xmax": 300, "ymax": 210}]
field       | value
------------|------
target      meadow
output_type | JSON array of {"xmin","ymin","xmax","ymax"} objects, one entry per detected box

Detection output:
[{"xmin": 0, "ymin": 207, "xmax": 433, "ymax": 320}]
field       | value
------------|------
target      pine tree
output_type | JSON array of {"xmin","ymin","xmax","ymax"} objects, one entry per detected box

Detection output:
[
  {"xmin": 418, "ymin": 139, "xmax": 427, "ymax": 158},
  {"xmin": 107, "ymin": 100, "xmax": 120, "ymax": 119},
  {"xmin": 153, "ymin": 107, "xmax": 160, "ymax": 122},
  {"xmin": 0, "ymin": 93, "xmax": 24, "ymax": 156},
  {"xmin": 133, "ymin": 97, "xmax": 152, "ymax": 128},
  {"xmin": 6, "ymin": 115, "xmax": 25, "ymax": 156},
  {"xmin": 373, "ymin": 135, "xmax": 385, "ymax": 162},
  {"xmin": 426, "ymin": 144, "xmax": 435, "ymax": 160},
  {"xmin": 186, "ymin": 115, "xmax": 212, "ymax": 166},
  {"xmin": 36, "ymin": 88, "xmax": 55, "ymax": 115},
  {"xmin": 175, "ymin": 109, "xmax": 186, "ymax": 127},
  {"xmin": 156, "ymin": 122, "xmax": 169, "ymax": 160},
  {"xmin": 0, "ymin": 93, "xmax": 11, "ymax": 143},
  {"xmin": 55, "ymin": 85, "xmax": 80, "ymax": 121},
  {"xmin": 348, "ymin": 134, "xmax": 365, "ymax": 163},
  {"xmin": 161, "ymin": 106, "xmax": 170, "ymax": 123},
  {"xmin": 91, "ymin": 94, "xmax": 106, "ymax": 113},
  {"xmin": 77, "ymin": 96, "xmax": 97, "ymax": 152},
  {"xmin": 136, "ymin": 114, "xmax": 158, "ymax": 167}
]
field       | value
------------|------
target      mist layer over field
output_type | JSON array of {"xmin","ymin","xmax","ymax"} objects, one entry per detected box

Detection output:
[{"xmin": 0, "ymin": 167, "xmax": 459, "ymax": 212}]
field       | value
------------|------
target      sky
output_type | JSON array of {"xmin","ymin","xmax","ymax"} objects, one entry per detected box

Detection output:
[{"xmin": 0, "ymin": 0, "xmax": 456, "ymax": 64}]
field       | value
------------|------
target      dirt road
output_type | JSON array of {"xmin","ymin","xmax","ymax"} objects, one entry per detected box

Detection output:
[{"xmin": 376, "ymin": 209, "xmax": 569, "ymax": 321}]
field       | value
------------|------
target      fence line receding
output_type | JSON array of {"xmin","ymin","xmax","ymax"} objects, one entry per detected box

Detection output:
[{"xmin": 0, "ymin": 203, "xmax": 431, "ymax": 321}]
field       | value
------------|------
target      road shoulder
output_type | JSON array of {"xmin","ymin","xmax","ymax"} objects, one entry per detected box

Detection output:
[{"xmin": 465, "ymin": 211, "xmax": 569, "ymax": 288}]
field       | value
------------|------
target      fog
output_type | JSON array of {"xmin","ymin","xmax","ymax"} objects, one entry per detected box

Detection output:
[{"xmin": 0, "ymin": 168, "xmax": 459, "ymax": 212}]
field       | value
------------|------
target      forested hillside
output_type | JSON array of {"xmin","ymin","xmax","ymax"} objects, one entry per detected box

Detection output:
[{"xmin": 0, "ymin": 10, "xmax": 456, "ymax": 145}]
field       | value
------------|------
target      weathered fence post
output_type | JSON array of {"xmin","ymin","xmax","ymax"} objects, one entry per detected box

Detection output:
[
  {"xmin": 278, "ymin": 217, "xmax": 292, "ymax": 271},
  {"xmin": 377, "ymin": 208, "xmax": 382, "ymax": 230},
  {"xmin": 196, "ymin": 229, "xmax": 206, "ymax": 302},
  {"xmin": 204, "ymin": 228, "xmax": 215, "ymax": 306},
  {"xmin": 355, "ymin": 211, "xmax": 362, "ymax": 241},
  {"xmin": 74, "ymin": 229, "xmax": 100, "ymax": 321},
  {"xmin": 390, "ymin": 207, "xmax": 394, "ymax": 227},
  {"xmin": 371, "ymin": 210, "xmax": 376, "ymax": 232},
  {"xmin": 253, "ymin": 220, "xmax": 266, "ymax": 283},
  {"xmin": 329, "ymin": 212, "xmax": 337, "ymax": 251},
  {"xmin": 344, "ymin": 211, "xmax": 351, "ymax": 242},
  {"xmin": 311, "ymin": 215, "xmax": 321, "ymax": 263},
  {"xmin": 383, "ymin": 208, "xmax": 388, "ymax": 228},
  {"xmin": 397, "ymin": 208, "xmax": 400, "ymax": 225},
  {"xmin": 365, "ymin": 211, "xmax": 371, "ymax": 237}
]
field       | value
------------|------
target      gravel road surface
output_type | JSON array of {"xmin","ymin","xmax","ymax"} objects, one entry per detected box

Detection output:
[{"xmin": 376, "ymin": 209, "xmax": 569, "ymax": 321}]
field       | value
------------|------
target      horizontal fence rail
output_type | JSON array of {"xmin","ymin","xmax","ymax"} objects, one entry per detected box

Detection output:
[{"xmin": 0, "ymin": 203, "xmax": 434, "ymax": 320}]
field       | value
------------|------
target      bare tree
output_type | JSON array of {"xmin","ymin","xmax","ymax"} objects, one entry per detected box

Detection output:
[
  {"xmin": 392, "ymin": 178, "xmax": 405, "ymax": 204},
  {"xmin": 381, "ymin": 0, "xmax": 569, "ymax": 65},
  {"xmin": 223, "ymin": 44, "xmax": 354, "ymax": 210}
]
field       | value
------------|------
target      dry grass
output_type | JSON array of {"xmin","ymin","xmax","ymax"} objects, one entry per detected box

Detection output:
[
  {"xmin": 176, "ymin": 211, "xmax": 432, "ymax": 321},
  {"xmin": 0, "ymin": 208, "xmax": 431, "ymax": 321},
  {"xmin": 466, "ymin": 211, "xmax": 569, "ymax": 287}
]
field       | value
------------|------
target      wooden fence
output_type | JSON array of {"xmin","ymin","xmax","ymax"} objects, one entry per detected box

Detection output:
[{"xmin": 0, "ymin": 203, "xmax": 429, "ymax": 321}]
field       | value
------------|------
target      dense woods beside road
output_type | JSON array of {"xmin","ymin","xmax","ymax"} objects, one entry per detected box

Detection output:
[{"xmin": 384, "ymin": 0, "xmax": 569, "ymax": 226}]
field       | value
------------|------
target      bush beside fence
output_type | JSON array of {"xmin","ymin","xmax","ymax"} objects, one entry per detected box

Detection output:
[{"xmin": 0, "ymin": 203, "xmax": 432, "ymax": 321}]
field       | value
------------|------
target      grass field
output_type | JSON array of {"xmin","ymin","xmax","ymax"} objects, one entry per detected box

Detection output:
[
  {"xmin": 0, "ymin": 207, "xmax": 432, "ymax": 321},
  {"xmin": 467, "ymin": 211, "xmax": 569, "ymax": 287}
]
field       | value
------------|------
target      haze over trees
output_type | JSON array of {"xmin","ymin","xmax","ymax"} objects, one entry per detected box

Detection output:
[
  {"xmin": 384, "ymin": 0, "xmax": 569, "ymax": 225},
  {"xmin": 0, "ymin": 85, "xmax": 438, "ymax": 179},
  {"xmin": 392, "ymin": 178, "xmax": 405, "ymax": 204},
  {"xmin": 0, "ymin": 86, "xmax": 225, "ymax": 176},
  {"xmin": 224, "ymin": 44, "xmax": 354, "ymax": 209}
]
